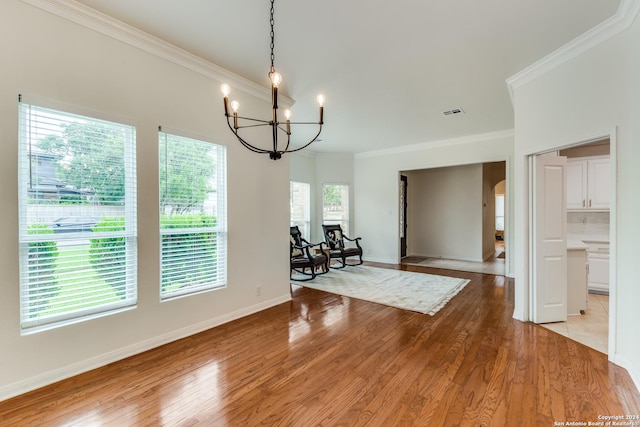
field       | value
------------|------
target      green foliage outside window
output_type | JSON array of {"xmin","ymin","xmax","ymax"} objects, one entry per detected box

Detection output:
[
  {"xmin": 89, "ymin": 217, "xmax": 126, "ymax": 299},
  {"xmin": 161, "ymin": 213, "xmax": 218, "ymax": 294},
  {"xmin": 159, "ymin": 135, "xmax": 216, "ymax": 214},
  {"xmin": 323, "ymin": 184, "xmax": 343, "ymax": 207},
  {"xmin": 38, "ymin": 123, "xmax": 127, "ymax": 205}
]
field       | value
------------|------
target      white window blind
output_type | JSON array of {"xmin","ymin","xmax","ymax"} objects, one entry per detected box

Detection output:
[
  {"xmin": 159, "ymin": 130, "xmax": 227, "ymax": 299},
  {"xmin": 322, "ymin": 183, "xmax": 349, "ymax": 235},
  {"xmin": 290, "ymin": 181, "xmax": 311, "ymax": 240},
  {"xmin": 18, "ymin": 100, "xmax": 137, "ymax": 331}
]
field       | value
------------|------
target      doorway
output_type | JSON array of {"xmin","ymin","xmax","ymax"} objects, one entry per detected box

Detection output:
[
  {"xmin": 400, "ymin": 175, "xmax": 408, "ymax": 258},
  {"xmin": 399, "ymin": 162, "xmax": 507, "ymax": 276},
  {"xmin": 530, "ymin": 136, "xmax": 614, "ymax": 355}
]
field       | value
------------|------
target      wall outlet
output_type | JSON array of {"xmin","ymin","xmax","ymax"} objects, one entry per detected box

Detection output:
[{"xmin": 256, "ymin": 285, "xmax": 262, "ymax": 297}]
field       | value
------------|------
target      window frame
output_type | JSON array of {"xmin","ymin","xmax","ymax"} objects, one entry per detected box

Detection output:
[
  {"xmin": 158, "ymin": 130, "xmax": 227, "ymax": 300},
  {"xmin": 290, "ymin": 181, "xmax": 311, "ymax": 241},
  {"xmin": 18, "ymin": 98, "xmax": 137, "ymax": 332},
  {"xmin": 322, "ymin": 183, "xmax": 350, "ymax": 236}
]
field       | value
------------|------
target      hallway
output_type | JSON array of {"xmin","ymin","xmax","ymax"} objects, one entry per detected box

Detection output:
[{"xmin": 401, "ymin": 242, "xmax": 505, "ymax": 276}]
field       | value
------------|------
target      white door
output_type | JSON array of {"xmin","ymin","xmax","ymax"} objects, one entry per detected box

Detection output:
[{"xmin": 532, "ymin": 154, "xmax": 568, "ymax": 323}]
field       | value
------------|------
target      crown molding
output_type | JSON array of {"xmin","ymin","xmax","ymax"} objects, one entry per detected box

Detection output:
[
  {"xmin": 506, "ymin": 0, "xmax": 640, "ymax": 102},
  {"xmin": 19, "ymin": 0, "xmax": 295, "ymax": 106},
  {"xmin": 355, "ymin": 129, "xmax": 515, "ymax": 159}
]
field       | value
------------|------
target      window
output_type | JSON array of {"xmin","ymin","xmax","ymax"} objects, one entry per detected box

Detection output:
[
  {"xmin": 495, "ymin": 194, "xmax": 505, "ymax": 231},
  {"xmin": 322, "ymin": 183, "xmax": 349, "ymax": 235},
  {"xmin": 18, "ymin": 100, "xmax": 137, "ymax": 331},
  {"xmin": 159, "ymin": 131, "xmax": 227, "ymax": 299},
  {"xmin": 290, "ymin": 181, "xmax": 311, "ymax": 240}
]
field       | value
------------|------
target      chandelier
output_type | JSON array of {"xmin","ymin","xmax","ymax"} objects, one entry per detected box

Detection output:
[{"xmin": 220, "ymin": 0, "xmax": 324, "ymax": 160}]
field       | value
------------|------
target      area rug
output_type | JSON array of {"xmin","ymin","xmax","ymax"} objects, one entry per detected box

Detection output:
[{"xmin": 294, "ymin": 266, "xmax": 470, "ymax": 315}]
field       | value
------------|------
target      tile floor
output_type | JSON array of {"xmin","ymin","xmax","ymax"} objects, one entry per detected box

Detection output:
[
  {"xmin": 401, "ymin": 243, "xmax": 506, "ymax": 276},
  {"xmin": 540, "ymin": 293, "xmax": 609, "ymax": 354},
  {"xmin": 415, "ymin": 256, "xmax": 506, "ymax": 275}
]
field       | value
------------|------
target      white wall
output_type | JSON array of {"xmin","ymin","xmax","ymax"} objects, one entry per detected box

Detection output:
[
  {"xmin": 511, "ymin": 20, "xmax": 640, "ymax": 387},
  {"xmin": 354, "ymin": 133, "xmax": 514, "ymax": 266},
  {"xmin": 625, "ymin": 9, "xmax": 640, "ymax": 388},
  {"xmin": 0, "ymin": 1, "xmax": 291, "ymax": 400},
  {"xmin": 405, "ymin": 165, "xmax": 484, "ymax": 261},
  {"xmin": 289, "ymin": 152, "xmax": 355, "ymax": 245}
]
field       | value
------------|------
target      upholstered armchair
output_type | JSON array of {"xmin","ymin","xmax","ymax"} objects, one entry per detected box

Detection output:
[{"xmin": 321, "ymin": 224, "xmax": 363, "ymax": 268}]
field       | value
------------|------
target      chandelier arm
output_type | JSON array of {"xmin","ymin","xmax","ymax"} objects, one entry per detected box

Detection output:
[
  {"xmin": 280, "ymin": 128, "xmax": 291, "ymax": 153},
  {"xmin": 278, "ymin": 125, "xmax": 323, "ymax": 154},
  {"xmin": 235, "ymin": 123, "xmax": 273, "ymax": 130},
  {"xmin": 275, "ymin": 124, "xmax": 290, "ymax": 134},
  {"xmin": 235, "ymin": 116, "xmax": 271, "ymax": 124},
  {"xmin": 236, "ymin": 134, "xmax": 271, "ymax": 154},
  {"xmin": 226, "ymin": 118, "xmax": 271, "ymax": 153}
]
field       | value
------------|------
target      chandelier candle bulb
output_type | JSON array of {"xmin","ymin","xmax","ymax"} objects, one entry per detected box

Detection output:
[
  {"xmin": 220, "ymin": 84, "xmax": 231, "ymax": 116},
  {"xmin": 317, "ymin": 94, "xmax": 325, "ymax": 124},
  {"xmin": 230, "ymin": 100, "xmax": 239, "ymax": 129},
  {"xmin": 284, "ymin": 109, "xmax": 292, "ymax": 134},
  {"xmin": 270, "ymin": 72, "xmax": 282, "ymax": 87},
  {"xmin": 223, "ymin": 96, "xmax": 229, "ymax": 117}
]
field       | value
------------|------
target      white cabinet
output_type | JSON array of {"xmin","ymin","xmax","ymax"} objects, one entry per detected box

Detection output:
[
  {"xmin": 566, "ymin": 161, "xmax": 587, "ymax": 210},
  {"xmin": 566, "ymin": 157, "xmax": 610, "ymax": 210},
  {"xmin": 585, "ymin": 241, "xmax": 609, "ymax": 294},
  {"xmin": 587, "ymin": 159, "xmax": 610, "ymax": 209}
]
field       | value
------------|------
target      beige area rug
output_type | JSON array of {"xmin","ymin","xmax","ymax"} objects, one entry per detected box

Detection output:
[{"xmin": 294, "ymin": 266, "xmax": 470, "ymax": 315}]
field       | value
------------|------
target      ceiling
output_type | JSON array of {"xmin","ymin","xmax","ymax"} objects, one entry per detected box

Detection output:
[{"xmin": 74, "ymin": 0, "xmax": 620, "ymax": 154}]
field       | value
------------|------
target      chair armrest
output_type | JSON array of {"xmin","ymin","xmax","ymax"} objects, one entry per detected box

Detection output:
[
  {"xmin": 342, "ymin": 235, "xmax": 362, "ymax": 250},
  {"xmin": 292, "ymin": 241, "xmax": 326, "ymax": 255}
]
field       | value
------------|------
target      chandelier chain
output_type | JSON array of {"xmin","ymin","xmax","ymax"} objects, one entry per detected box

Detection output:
[{"xmin": 269, "ymin": 0, "xmax": 275, "ymax": 73}]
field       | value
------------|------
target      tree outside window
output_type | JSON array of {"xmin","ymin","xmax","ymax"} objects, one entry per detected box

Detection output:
[{"xmin": 322, "ymin": 183, "xmax": 349, "ymax": 235}]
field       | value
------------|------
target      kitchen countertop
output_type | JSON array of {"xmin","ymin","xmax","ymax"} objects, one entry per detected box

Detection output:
[
  {"xmin": 567, "ymin": 238, "xmax": 589, "ymax": 250},
  {"xmin": 568, "ymin": 234, "xmax": 610, "ymax": 244}
]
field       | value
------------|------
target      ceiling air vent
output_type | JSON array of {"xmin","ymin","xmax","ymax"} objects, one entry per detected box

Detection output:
[{"xmin": 443, "ymin": 108, "xmax": 464, "ymax": 116}]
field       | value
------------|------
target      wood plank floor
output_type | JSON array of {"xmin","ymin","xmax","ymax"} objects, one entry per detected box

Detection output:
[{"xmin": 2, "ymin": 263, "xmax": 639, "ymax": 426}]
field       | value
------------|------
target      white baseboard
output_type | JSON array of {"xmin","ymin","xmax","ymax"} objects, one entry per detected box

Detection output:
[
  {"xmin": 610, "ymin": 354, "xmax": 640, "ymax": 394},
  {"xmin": 0, "ymin": 294, "xmax": 291, "ymax": 402},
  {"xmin": 411, "ymin": 253, "xmax": 484, "ymax": 263}
]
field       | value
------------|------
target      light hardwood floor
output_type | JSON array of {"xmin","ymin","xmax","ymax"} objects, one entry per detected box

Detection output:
[{"xmin": 1, "ymin": 263, "xmax": 638, "ymax": 426}]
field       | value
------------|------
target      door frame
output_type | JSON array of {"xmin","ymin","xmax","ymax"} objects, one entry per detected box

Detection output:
[
  {"xmin": 400, "ymin": 175, "xmax": 408, "ymax": 258},
  {"xmin": 528, "ymin": 129, "xmax": 617, "ymax": 359}
]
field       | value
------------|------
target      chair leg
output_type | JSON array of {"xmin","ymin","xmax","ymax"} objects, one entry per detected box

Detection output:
[{"xmin": 330, "ymin": 258, "xmax": 346, "ymax": 269}]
